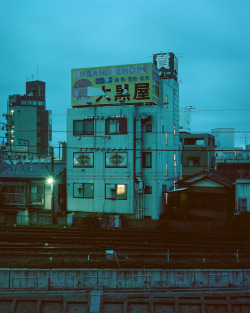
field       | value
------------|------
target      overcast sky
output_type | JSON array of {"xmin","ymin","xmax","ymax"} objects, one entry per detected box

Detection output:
[{"xmin": 0, "ymin": 0, "xmax": 249, "ymax": 150}]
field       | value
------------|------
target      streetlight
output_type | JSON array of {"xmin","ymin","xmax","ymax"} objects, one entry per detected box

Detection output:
[
  {"xmin": 47, "ymin": 176, "xmax": 55, "ymax": 224},
  {"xmin": 47, "ymin": 177, "xmax": 54, "ymax": 185}
]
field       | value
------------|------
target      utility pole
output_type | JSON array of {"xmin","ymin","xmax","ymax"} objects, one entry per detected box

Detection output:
[{"xmin": 51, "ymin": 147, "xmax": 56, "ymax": 225}]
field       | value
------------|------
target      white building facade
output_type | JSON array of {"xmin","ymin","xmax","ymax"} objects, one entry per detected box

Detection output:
[
  {"xmin": 66, "ymin": 54, "xmax": 181, "ymax": 219},
  {"xmin": 235, "ymin": 179, "xmax": 250, "ymax": 213}
]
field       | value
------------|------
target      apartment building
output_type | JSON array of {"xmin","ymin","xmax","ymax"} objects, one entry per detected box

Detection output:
[
  {"xmin": 5, "ymin": 80, "xmax": 52, "ymax": 155},
  {"xmin": 66, "ymin": 54, "xmax": 181, "ymax": 220}
]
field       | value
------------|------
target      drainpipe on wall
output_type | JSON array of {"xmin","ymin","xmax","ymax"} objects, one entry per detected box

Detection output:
[{"xmin": 134, "ymin": 114, "xmax": 151, "ymax": 219}]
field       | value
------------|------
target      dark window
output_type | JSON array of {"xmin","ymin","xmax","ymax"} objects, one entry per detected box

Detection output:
[
  {"xmin": 105, "ymin": 184, "xmax": 127, "ymax": 200},
  {"xmin": 2, "ymin": 185, "xmax": 24, "ymax": 193},
  {"xmin": 146, "ymin": 124, "xmax": 152, "ymax": 132},
  {"xmin": 142, "ymin": 152, "xmax": 152, "ymax": 168},
  {"xmin": 105, "ymin": 152, "xmax": 127, "ymax": 168},
  {"xmin": 73, "ymin": 183, "xmax": 94, "ymax": 198},
  {"xmin": 144, "ymin": 184, "xmax": 152, "ymax": 194},
  {"xmin": 73, "ymin": 152, "xmax": 94, "ymax": 168},
  {"xmin": 105, "ymin": 118, "xmax": 127, "ymax": 135},
  {"xmin": 188, "ymin": 157, "xmax": 200, "ymax": 167},
  {"xmin": 184, "ymin": 138, "xmax": 204, "ymax": 146},
  {"xmin": 73, "ymin": 120, "xmax": 94, "ymax": 135}
]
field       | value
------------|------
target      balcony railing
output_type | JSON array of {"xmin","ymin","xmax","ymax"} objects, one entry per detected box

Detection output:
[
  {"xmin": 27, "ymin": 194, "xmax": 44, "ymax": 205},
  {"xmin": 2, "ymin": 193, "xmax": 44, "ymax": 206},
  {"xmin": 2, "ymin": 193, "xmax": 24, "ymax": 205}
]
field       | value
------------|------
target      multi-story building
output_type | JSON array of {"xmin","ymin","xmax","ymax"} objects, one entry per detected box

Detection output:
[
  {"xmin": 0, "ymin": 162, "xmax": 66, "ymax": 225},
  {"xmin": 211, "ymin": 128, "xmax": 234, "ymax": 149},
  {"xmin": 5, "ymin": 80, "xmax": 52, "ymax": 155},
  {"xmin": 66, "ymin": 53, "xmax": 181, "ymax": 220},
  {"xmin": 179, "ymin": 107, "xmax": 192, "ymax": 133},
  {"xmin": 180, "ymin": 133, "xmax": 216, "ymax": 179}
]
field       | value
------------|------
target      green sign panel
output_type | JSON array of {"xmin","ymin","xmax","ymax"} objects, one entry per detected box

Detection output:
[{"xmin": 71, "ymin": 63, "xmax": 160, "ymax": 106}]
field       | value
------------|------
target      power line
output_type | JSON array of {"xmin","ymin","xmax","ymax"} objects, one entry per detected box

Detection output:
[
  {"xmin": 2, "ymin": 107, "xmax": 250, "ymax": 117},
  {"xmin": 2, "ymin": 144, "xmax": 250, "ymax": 152},
  {"xmin": 3, "ymin": 129, "xmax": 250, "ymax": 134}
]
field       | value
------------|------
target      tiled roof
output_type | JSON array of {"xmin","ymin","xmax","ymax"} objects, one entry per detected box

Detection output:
[
  {"xmin": 207, "ymin": 173, "xmax": 234, "ymax": 188},
  {"xmin": 0, "ymin": 160, "xmax": 11, "ymax": 174},
  {"xmin": 0, "ymin": 163, "xmax": 66, "ymax": 179},
  {"xmin": 180, "ymin": 170, "xmax": 234, "ymax": 188}
]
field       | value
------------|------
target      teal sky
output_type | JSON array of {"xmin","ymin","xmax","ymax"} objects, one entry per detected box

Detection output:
[{"xmin": 0, "ymin": 0, "xmax": 250, "ymax": 148}]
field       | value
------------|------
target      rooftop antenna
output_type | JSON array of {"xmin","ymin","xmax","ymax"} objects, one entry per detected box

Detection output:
[
  {"xmin": 241, "ymin": 134, "xmax": 248, "ymax": 148},
  {"xmin": 26, "ymin": 74, "xmax": 34, "ymax": 82}
]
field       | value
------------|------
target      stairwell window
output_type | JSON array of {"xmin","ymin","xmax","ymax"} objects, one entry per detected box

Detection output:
[
  {"xmin": 142, "ymin": 152, "xmax": 152, "ymax": 168},
  {"xmin": 165, "ymin": 95, "xmax": 168, "ymax": 108}
]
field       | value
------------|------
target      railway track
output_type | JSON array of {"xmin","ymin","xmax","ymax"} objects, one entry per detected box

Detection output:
[{"xmin": 0, "ymin": 227, "xmax": 249, "ymax": 267}]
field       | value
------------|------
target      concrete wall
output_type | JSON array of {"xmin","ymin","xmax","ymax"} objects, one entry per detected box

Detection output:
[{"xmin": 0, "ymin": 269, "xmax": 249, "ymax": 291}]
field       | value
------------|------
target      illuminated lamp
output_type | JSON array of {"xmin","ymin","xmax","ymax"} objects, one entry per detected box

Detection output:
[{"xmin": 47, "ymin": 177, "xmax": 54, "ymax": 184}]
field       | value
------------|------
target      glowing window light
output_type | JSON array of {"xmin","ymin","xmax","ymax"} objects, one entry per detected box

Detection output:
[{"xmin": 117, "ymin": 184, "xmax": 125, "ymax": 194}]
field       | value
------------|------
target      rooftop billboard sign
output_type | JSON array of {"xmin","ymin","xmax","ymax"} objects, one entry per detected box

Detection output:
[
  {"xmin": 71, "ymin": 63, "xmax": 159, "ymax": 107},
  {"xmin": 153, "ymin": 52, "xmax": 178, "ymax": 82}
]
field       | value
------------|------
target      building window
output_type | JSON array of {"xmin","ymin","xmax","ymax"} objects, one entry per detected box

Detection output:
[
  {"xmin": 73, "ymin": 152, "xmax": 94, "ymax": 168},
  {"xmin": 165, "ymin": 95, "xmax": 168, "ymax": 108},
  {"xmin": 174, "ymin": 153, "xmax": 177, "ymax": 167},
  {"xmin": 146, "ymin": 124, "xmax": 152, "ymax": 132},
  {"xmin": 238, "ymin": 198, "xmax": 247, "ymax": 212},
  {"xmin": 105, "ymin": 118, "xmax": 127, "ymax": 135},
  {"xmin": 142, "ymin": 152, "xmax": 152, "ymax": 168},
  {"xmin": 73, "ymin": 183, "xmax": 94, "ymax": 198},
  {"xmin": 105, "ymin": 184, "xmax": 127, "ymax": 200},
  {"xmin": 29, "ymin": 184, "xmax": 44, "ymax": 203},
  {"xmin": 144, "ymin": 184, "xmax": 152, "ymax": 194},
  {"xmin": 105, "ymin": 152, "xmax": 127, "ymax": 168},
  {"xmin": 188, "ymin": 157, "xmax": 200, "ymax": 167},
  {"xmin": 166, "ymin": 163, "xmax": 168, "ymax": 176},
  {"xmin": 73, "ymin": 120, "xmax": 94, "ymax": 135},
  {"xmin": 2, "ymin": 185, "xmax": 24, "ymax": 194},
  {"xmin": 184, "ymin": 138, "xmax": 204, "ymax": 146},
  {"xmin": 166, "ymin": 133, "xmax": 168, "ymax": 145},
  {"xmin": 174, "ymin": 125, "xmax": 176, "ymax": 135}
]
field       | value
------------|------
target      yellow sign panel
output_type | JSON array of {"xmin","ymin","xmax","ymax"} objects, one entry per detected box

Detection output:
[{"xmin": 71, "ymin": 63, "xmax": 160, "ymax": 107}]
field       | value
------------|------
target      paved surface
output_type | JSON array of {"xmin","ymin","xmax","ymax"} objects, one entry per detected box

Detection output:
[{"xmin": 0, "ymin": 290, "xmax": 250, "ymax": 312}]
